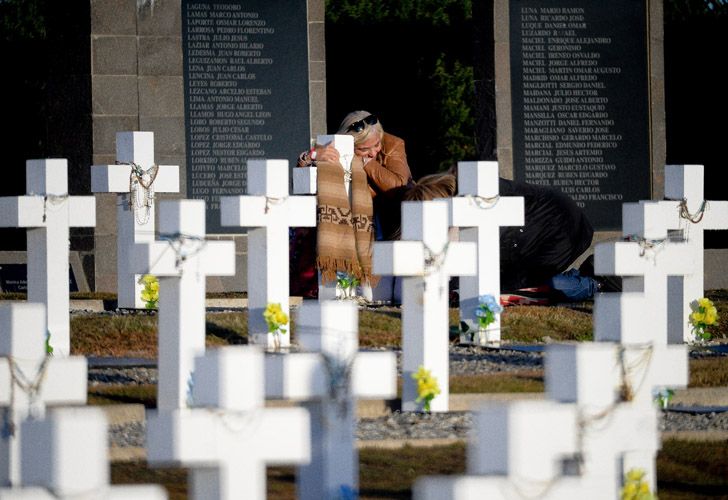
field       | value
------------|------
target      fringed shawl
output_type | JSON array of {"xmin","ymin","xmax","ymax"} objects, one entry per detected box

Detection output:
[{"xmin": 315, "ymin": 156, "xmax": 375, "ymax": 285}]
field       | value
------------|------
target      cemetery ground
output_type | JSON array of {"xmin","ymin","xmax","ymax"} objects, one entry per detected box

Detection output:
[{"xmin": 4, "ymin": 290, "xmax": 728, "ymax": 499}]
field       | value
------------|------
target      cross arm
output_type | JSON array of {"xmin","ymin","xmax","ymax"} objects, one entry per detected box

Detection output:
[
  {"xmin": 594, "ymin": 241, "xmax": 693, "ymax": 276},
  {"xmin": 449, "ymin": 196, "xmax": 525, "ymax": 228},
  {"xmin": 372, "ymin": 241, "xmax": 425, "ymax": 276},
  {"xmin": 0, "ymin": 196, "xmax": 95, "ymax": 228},
  {"xmin": 69, "ymin": 196, "xmax": 96, "ymax": 227},
  {"xmin": 91, "ymin": 164, "xmax": 180, "ymax": 194},
  {"xmin": 292, "ymin": 167, "xmax": 317, "ymax": 195},
  {"xmin": 0, "ymin": 356, "xmax": 87, "ymax": 405},
  {"xmin": 146, "ymin": 407, "xmax": 310, "ymax": 465},
  {"xmin": 265, "ymin": 351, "xmax": 397, "ymax": 400},
  {"xmin": 703, "ymin": 200, "xmax": 728, "ymax": 230},
  {"xmin": 443, "ymin": 242, "xmax": 477, "ymax": 276},
  {"xmin": 220, "ymin": 195, "xmax": 316, "ymax": 228},
  {"xmin": 129, "ymin": 240, "xmax": 236, "ymax": 277},
  {"xmin": 0, "ymin": 196, "xmax": 45, "ymax": 227}
]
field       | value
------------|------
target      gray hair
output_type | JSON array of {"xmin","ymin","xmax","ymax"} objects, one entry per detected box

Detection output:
[{"xmin": 336, "ymin": 110, "xmax": 384, "ymax": 145}]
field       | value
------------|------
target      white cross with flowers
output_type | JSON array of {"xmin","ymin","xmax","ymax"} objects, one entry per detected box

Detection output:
[
  {"xmin": 448, "ymin": 161, "xmax": 524, "ymax": 344},
  {"xmin": 662, "ymin": 164, "xmax": 728, "ymax": 343},
  {"xmin": 91, "ymin": 131, "xmax": 179, "ymax": 309},
  {"xmin": 594, "ymin": 201, "xmax": 694, "ymax": 345},
  {"xmin": 373, "ymin": 200, "xmax": 476, "ymax": 412},
  {"xmin": 265, "ymin": 300, "xmax": 396, "ymax": 499},
  {"xmin": 220, "ymin": 159, "xmax": 315, "ymax": 349}
]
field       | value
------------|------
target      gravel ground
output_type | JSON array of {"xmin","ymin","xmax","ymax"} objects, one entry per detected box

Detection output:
[{"xmin": 93, "ymin": 344, "xmax": 728, "ymax": 449}]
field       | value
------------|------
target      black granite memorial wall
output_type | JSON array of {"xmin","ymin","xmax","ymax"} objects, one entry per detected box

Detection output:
[
  {"xmin": 182, "ymin": 0, "xmax": 310, "ymax": 233},
  {"xmin": 509, "ymin": 0, "xmax": 650, "ymax": 230}
]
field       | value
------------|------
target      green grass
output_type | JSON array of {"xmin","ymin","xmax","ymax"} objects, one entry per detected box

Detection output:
[{"xmin": 109, "ymin": 440, "xmax": 728, "ymax": 499}]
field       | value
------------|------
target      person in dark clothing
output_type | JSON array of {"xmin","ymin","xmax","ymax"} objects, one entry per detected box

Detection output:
[
  {"xmin": 497, "ymin": 177, "xmax": 596, "ymax": 301},
  {"xmin": 402, "ymin": 173, "xmax": 598, "ymax": 304}
]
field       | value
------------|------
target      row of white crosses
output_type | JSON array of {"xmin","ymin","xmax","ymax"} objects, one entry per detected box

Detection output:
[
  {"xmin": 131, "ymin": 199, "xmax": 311, "ymax": 499},
  {"xmin": 0, "ymin": 302, "xmax": 165, "ymax": 498},
  {"xmin": 372, "ymin": 161, "xmax": 526, "ymax": 411},
  {"xmin": 131, "ymin": 199, "xmax": 394, "ymax": 499},
  {"xmin": 414, "ymin": 175, "xmax": 700, "ymax": 498}
]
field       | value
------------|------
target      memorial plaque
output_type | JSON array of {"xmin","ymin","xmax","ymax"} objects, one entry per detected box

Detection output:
[
  {"xmin": 510, "ymin": 0, "xmax": 650, "ymax": 230},
  {"xmin": 182, "ymin": 0, "xmax": 311, "ymax": 233},
  {"xmin": 0, "ymin": 264, "xmax": 78, "ymax": 293}
]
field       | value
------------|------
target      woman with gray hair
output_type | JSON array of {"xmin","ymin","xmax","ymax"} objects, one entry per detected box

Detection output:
[
  {"xmin": 299, "ymin": 110, "xmax": 414, "ymax": 241},
  {"xmin": 293, "ymin": 111, "xmax": 414, "ymax": 302}
]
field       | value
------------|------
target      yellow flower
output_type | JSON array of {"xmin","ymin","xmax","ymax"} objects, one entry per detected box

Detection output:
[
  {"xmin": 690, "ymin": 297, "xmax": 719, "ymax": 340},
  {"xmin": 411, "ymin": 366, "xmax": 440, "ymax": 411},
  {"xmin": 621, "ymin": 468, "xmax": 655, "ymax": 500},
  {"xmin": 625, "ymin": 468, "xmax": 644, "ymax": 482},
  {"xmin": 139, "ymin": 274, "xmax": 159, "ymax": 309},
  {"xmin": 263, "ymin": 303, "xmax": 288, "ymax": 335}
]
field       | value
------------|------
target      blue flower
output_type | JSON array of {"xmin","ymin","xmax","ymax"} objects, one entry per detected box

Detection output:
[{"xmin": 476, "ymin": 294, "xmax": 503, "ymax": 329}]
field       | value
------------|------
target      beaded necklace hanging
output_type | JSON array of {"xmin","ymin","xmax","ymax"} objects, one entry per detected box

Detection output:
[
  {"xmin": 1, "ymin": 354, "xmax": 51, "ymax": 436},
  {"xmin": 119, "ymin": 161, "xmax": 159, "ymax": 225}
]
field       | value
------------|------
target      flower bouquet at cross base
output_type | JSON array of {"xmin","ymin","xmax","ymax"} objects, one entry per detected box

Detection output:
[
  {"xmin": 461, "ymin": 294, "xmax": 504, "ymax": 345},
  {"xmin": 336, "ymin": 271, "xmax": 360, "ymax": 300},
  {"xmin": 263, "ymin": 302, "xmax": 289, "ymax": 350},
  {"xmin": 139, "ymin": 274, "xmax": 159, "ymax": 309},
  {"xmin": 690, "ymin": 297, "xmax": 719, "ymax": 341},
  {"xmin": 411, "ymin": 365, "xmax": 440, "ymax": 412},
  {"xmin": 620, "ymin": 468, "xmax": 655, "ymax": 500}
]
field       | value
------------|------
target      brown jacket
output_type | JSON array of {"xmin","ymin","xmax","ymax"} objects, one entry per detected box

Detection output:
[{"xmin": 363, "ymin": 133, "xmax": 413, "ymax": 198}]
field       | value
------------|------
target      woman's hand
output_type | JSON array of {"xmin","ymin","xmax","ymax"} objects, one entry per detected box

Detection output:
[{"xmin": 315, "ymin": 144, "xmax": 340, "ymax": 163}]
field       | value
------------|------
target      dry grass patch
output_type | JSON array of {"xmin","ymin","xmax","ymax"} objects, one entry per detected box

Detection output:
[
  {"xmin": 689, "ymin": 356, "xmax": 728, "ymax": 388},
  {"xmin": 500, "ymin": 305, "xmax": 593, "ymax": 342},
  {"xmin": 359, "ymin": 309, "xmax": 402, "ymax": 347},
  {"xmin": 88, "ymin": 384, "xmax": 157, "ymax": 407},
  {"xmin": 450, "ymin": 371, "xmax": 544, "ymax": 393},
  {"xmin": 657, "ymin": 438, "xmax": 728, "ymax": 498},
  {"xmin": 71, "ymin": 315, "xmax": 158, "ymax": 358}
]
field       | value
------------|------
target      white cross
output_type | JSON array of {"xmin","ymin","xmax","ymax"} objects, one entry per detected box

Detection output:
[
  {"xmin": 373, "ymin": 200, "xmax": 476, "ymax": 411},
  {"xmin": 448, "ymin": 161, "xmax": 524, "ymax": 344},
  {"xmin": 414, "ymin": 474, "xmax": 602, "ymax": 500},
  {"xmin": 413, "ymin": 400, "xmax": 610, "ymax": 499},
  {"xmin": 547, "ymin": 342, "xmax": 683, "ymax": 490},
  {"xmin": 663, "ymin": 164, "xmax": 728, "ymax": 343},
  {"xmin": 91, "ymin": 132, "xmax": 180, "ymax": 309},
  {"xmin": 265, "ymin": 300, "xmax": 396, "ymax": 499},
  {"xmin": 547, "ymin": 342, "xmax": 687, "ymax": 410},
  {"xmin": 130, "ymin": 200, "xmax": 235, "ymax": 410},
  {"xmin": 0, "ymin": 303, "xmax": 87, "ymax": 486},
  {"xmin": 0, "ymin": 407, "xmax": 166, "ymax": 499},
  {"xmin": 146, "ymin": 346, "xmax": 310, "ymax": 500},
  {"xmin": 594, "ymin": 201, "xmax": 694, "ymax": 344},
  {"xmin": 220, "ymin": 159, "xmax": 316, "ymax": 349},
  {"xmin": 0, "ymin": 160, "xmax": 95, "ymax": 356}
]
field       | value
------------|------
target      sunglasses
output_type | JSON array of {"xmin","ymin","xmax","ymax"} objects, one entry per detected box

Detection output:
[{"xmin": 346, "ymin": 114, "xmax": 378, "ymax": 133}]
